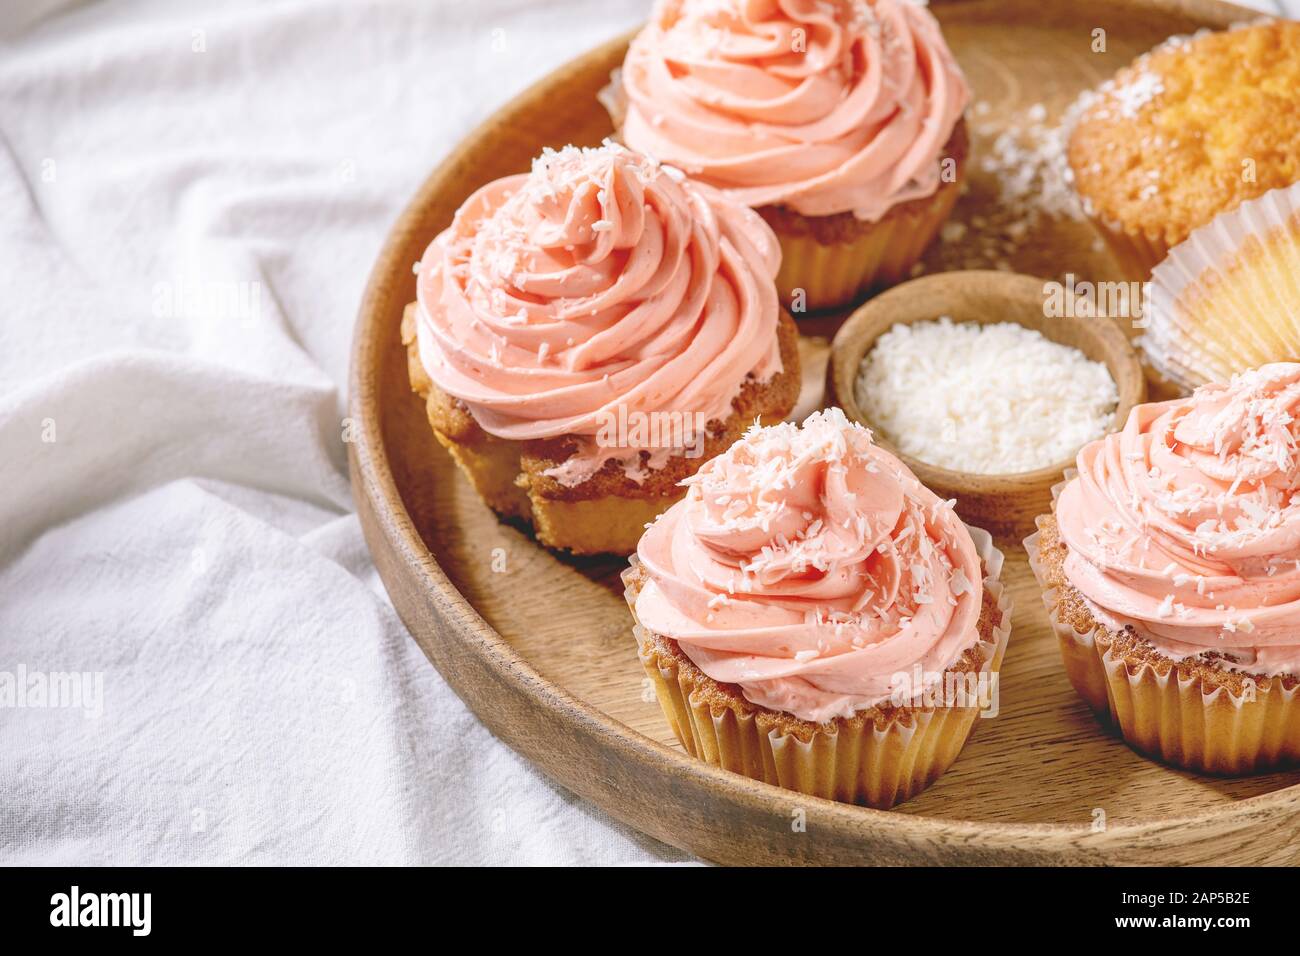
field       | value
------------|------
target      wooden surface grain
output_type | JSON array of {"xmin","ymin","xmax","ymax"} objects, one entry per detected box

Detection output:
[{"xmin": 350, "ymin": 0, "xmax": 1300, "ymax": 864}]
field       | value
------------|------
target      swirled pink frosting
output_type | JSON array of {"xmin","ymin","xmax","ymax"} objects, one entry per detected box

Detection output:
[
  {"xmin": 615, "ymin": 0, "xmax": 969, "ymax": 221},
  {"xmin": 633, "ymin": 408, "xmax": 986, "ymax": 722},
  {"xmin": 414, "ymin": 142, "xmax": 783, "ymax": 485},
  {"xmin": 1056, "ymin": 364, "xmax": 1300, "ymax": 676}
]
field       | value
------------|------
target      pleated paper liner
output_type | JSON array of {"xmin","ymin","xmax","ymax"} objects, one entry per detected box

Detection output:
[
  {"xmin": 1089, "ymin": 217, "xmax": 1170, "ymax": 283},
  {"xmin": 622, "ymin": 526, "xmax": 1012, "ymax": 809},
  {"xmin": 1026, "ymin": 473, "xmax": 1300, "ymax": 775},
  {"xmin": 766, "ymin": 178, "xmax": 963, "ymax": 313},
  {"xmin": 1141, "ymin": 181, "xmax": 1300, "ymax": 394}
]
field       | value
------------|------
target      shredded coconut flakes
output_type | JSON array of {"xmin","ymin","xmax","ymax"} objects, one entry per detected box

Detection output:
[{"xmin": 855, "ymin": 317, "xmax": 1119, "ymax": 474}]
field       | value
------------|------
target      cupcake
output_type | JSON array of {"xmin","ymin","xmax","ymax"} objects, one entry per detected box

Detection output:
[
  {"xmin": 1027, "ymin": 364, "xmax": 1300, "ymax": 775},
  {"xmin": 1068, "ymin": 20, "xmax": 1300, "ymax": 280},
  {"xmin": 1143, "ymin": 182, "xmax": 1300, "ymax": 392},
  {"xmin": 606, "ymin": 0, "xmax": 970, "ymax": 311},
  {"xmin": 404, "ymin": 142, "xmax": 800, "ymax": 555},
  {"xmin": 622, "ymin": 408, "xmax": 1011, "ymax": 808}
]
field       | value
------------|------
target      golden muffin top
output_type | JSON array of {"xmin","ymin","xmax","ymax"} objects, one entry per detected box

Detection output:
[{"xmin": 1068, "ymin": 20, "xmax": 1300, "ymax": 245}]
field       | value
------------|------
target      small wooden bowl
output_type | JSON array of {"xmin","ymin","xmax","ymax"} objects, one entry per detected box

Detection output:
[{"xmin": 828, "ymin": 271, "xmax": 1146, "ymax": 538}]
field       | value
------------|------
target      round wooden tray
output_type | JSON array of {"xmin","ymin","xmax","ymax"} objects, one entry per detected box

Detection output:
[{"xmin": 350, "ymin": 0, "xmax": 1300, "ymax": 865}]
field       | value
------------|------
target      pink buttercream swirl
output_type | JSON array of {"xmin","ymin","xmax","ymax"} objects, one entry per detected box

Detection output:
[
  {"xmin": 616, "ymin": 0, "xmax": 969, "ymax": 221},
  {"xmin": 633, "ymin": 408, "xmax": 985, "ymax": 722},
  {"xmin": 414, "ymin": 142, "xmax": 783, "ymax": 484},
  {"xmin": 1057, "ymin": 363, "xmax": 1300, "ymax": 676}
]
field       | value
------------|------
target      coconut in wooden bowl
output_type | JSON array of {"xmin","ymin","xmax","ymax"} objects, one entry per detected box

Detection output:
[{"xmin": 828, "ymin": 271, "xmax": 1146, "ymax": 539}]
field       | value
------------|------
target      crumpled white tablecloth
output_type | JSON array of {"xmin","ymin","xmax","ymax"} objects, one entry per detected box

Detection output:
[{"xmin": 0, "ymin": 0, "xmax": 693, "ymax": 865}]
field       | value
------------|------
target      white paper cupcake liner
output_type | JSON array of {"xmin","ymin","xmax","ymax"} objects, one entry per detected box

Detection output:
[
  {"xmin": 1142, "ymin": 181, "xmax": 1300, "ymax": 392},
  {"xmin": 623, "ymin": 525, "xmax": 1012, "ymax": 808}
]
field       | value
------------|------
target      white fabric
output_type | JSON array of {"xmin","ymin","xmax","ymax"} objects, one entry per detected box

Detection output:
[
  {"xmin": 1, "ymin": 0, "xmax": 1289, "ymax": 867},
  {"xmin": 0, "ymin": 0, "xmax": 691, "ymax": 866}
]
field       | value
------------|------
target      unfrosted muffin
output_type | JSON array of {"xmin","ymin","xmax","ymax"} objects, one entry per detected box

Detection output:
[
  {"xmin": 1027, "ymin": 364, "xmax": 1300, "ymax": 774},
  {"xmin": 1069, "ymin": 20, "xmax": 1300, "ymax": 279},
  {"xmin": 405, "ymin": 142, "xmax": 800, "ymax": 555},
  {"xmin": 606, "ymin": 0, "xmax": 970, "ymax": 311},
  {"xmin": 623, "ymin": 409, "xmax": 1011, "ymax": 808}
]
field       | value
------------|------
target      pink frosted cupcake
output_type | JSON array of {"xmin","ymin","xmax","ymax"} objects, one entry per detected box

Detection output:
[
  {"xmin": 605, "ymin": 0, "xmax": 970, "ymax": 310},
  {"xmin": 1028, "ymin": 364, "xmax": 1300, "ymax": 774},
  {"xmin": 402, "ymin": 142, "xmax": 800, "ymax": 555},
  {"xmin": 623, "ymin": 409, "xmax": 1011, "ymax": 808}
]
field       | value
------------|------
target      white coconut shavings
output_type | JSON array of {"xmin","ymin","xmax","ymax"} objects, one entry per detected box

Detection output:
[
  {"xmin": 989, "ymin": 95, "xmax": 1095, "ymax": 219},
  {"xmin": 1111, "ymin": 70, "xmax": 1164, "ymax": 118},
  {"xmin": 1155, "ymin": 366, "xmax": 1300, "ymax": 552},
  {"xmin": 856, "ymin": 317, "xmax": 1119, "ymax": 474},
  {"xmin": 925, "ymin": 99, "xmax": 1090, "ymax": 274}
]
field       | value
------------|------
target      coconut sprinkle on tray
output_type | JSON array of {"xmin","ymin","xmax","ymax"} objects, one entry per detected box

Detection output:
[{"xmin": 855, "ymin": 318, "xmax": 1119, "ymax": 475}]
